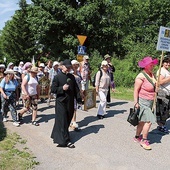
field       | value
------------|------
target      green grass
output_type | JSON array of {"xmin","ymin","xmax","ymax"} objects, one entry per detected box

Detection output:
[
  {"xmin": 0, "ymin": 122, "xmax": 39, "ymax": 170},
  {"xmin": 111, "ymin": 86, "xmax": 134, "ymax": 101},
  {"xmin": 89, "ymin": 85, "xmax": 134, "ymax": 101}
]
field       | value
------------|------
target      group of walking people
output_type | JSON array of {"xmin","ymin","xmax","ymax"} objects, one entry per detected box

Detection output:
[{"xmin": 1, "ymin": 54, "xmax": 169, "ymax": 150}]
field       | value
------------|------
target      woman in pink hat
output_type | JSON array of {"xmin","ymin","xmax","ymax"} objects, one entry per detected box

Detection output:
[{"xmin": 133, "ymin": 56, "xmax": 158, "ymax": 150}]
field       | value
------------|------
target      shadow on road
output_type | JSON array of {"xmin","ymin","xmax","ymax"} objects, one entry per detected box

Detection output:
[
  {"xmin": 20, "ymin": 112, "xmax": 55, "ymax": 124},
  {"xmin": 109, "ymin": 101, "xmax": 128, "ymax": 107},
  {"xmin": 70, "ymin": 124, "xmax": 105, "ymax": 143},
  {"xmin": 149, "ymin": 128, "xmax": 167, "ymax": 144},
  {"xmin": 149, "ymin": 119, "xmax": 170, "ymax": 144},
  {"xmin": 106, "ymin": 109, "xmax": 127, "ymax": 118}
]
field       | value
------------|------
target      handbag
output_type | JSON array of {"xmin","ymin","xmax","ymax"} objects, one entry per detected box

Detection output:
[{"xmin": 127, "ymin": 104, "xmax": 140, "ymax": 126}]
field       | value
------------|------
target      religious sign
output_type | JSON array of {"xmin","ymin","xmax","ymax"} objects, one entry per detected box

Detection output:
[{"xmin": 84, "ymin": 89, "xmax": 96, "ymax": 111}]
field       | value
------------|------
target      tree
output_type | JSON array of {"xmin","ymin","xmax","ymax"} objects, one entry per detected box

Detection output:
[{"xmin": 1, "ymin": 0, "xmax": 36, "ymax": 64}]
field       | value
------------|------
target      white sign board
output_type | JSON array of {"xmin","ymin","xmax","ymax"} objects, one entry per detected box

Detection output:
[{"xmin": 156, "ymin": 26, "xmax": 170, "ymax": 52}]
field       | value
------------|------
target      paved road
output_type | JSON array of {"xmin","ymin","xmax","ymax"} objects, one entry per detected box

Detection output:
[{"xmin": 2, "ymin": 98, "xmax": 170, "ymax": 170}]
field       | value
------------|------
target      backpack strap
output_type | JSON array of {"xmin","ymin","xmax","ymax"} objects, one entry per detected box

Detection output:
[
  {"xmin": 142, "ymin": 71, "xmax": 155, "ymax": 90},
  {"xmin": 26, "ymin": 74, "xmax": 30, "ymax": 82},
  {"xmin": 99, "ymin": 69, "xmax": 103, "ymax": 81}
]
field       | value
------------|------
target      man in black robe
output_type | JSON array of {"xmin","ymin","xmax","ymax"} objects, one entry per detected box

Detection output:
[{"xmin": 51, "ymin": 59, "xmax": 82, "ymax": 148}]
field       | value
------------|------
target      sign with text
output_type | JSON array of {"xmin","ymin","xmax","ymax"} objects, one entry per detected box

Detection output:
[{"xmin": 157, "ymin": 26, "xmax": 170, "ymax": 52}]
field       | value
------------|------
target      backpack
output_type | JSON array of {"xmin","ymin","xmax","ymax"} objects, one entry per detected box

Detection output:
[{"xmin": 92, "ymin": 69, "xmax": 103, "ymax": 87}]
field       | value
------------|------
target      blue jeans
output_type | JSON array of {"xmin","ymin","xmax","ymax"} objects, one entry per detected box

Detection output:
[{"xmin": 1, "ymin": 93, "xmax": 17, "ymax": 122}]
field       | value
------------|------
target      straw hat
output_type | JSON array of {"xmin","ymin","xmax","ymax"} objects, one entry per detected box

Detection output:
[{"xmin": 30, "ymin": 66, "xmax": 39, "ymax": 73}]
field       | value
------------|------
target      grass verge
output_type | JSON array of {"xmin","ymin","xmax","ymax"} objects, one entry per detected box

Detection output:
[
  {"xmin": 0, "ymin": 122, "xmax": 39, "ymax": 170},
  {"xmin": 111, "ymin": 86, "xmax": 134, "ymax": 101}
]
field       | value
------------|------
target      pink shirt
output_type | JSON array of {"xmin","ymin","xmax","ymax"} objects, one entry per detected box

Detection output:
[{"xmin": 136, "ymin": 73, "xmax": 156, "ymax": 100}]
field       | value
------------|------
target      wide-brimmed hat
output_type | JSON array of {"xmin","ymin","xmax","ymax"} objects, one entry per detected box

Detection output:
[
  {"xmin": 63, "ymin": 59, "xmax": 72, "ymax": 67},
  {"xmin": 101, "ymin": 60, "xmax": 108, "ymax": 68},
  {"xmin": 104, "ymin": 54, "xmax": 111, "ymax": 60},
  {"xmin": 4, "ymin": 69, "xmax": 16, "ymax": 75},
  {"xmin": 53, "ymin": 61, "xmax": 59, "ymax": 67},
  {"xmin": 71, "ymin": 60, "xmax": 79, "ymax": 65},
  {"xmin": 30, "ymin": 66, "xmax": 39, "ymax": 73},
  {"xmin": 138, "ymin": 56, "xmax": 158, "ymax": 68}
]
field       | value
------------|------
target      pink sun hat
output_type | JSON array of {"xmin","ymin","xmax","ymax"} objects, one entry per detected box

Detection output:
[{"xmin": 138, "ymin": 56, "xmax": 158, "ymax": 68}]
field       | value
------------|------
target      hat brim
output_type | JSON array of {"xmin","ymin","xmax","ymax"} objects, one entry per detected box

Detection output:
[
  {"xmin": 104, "ymin": 56, "xmax": 111, "ymax": 60},
  {"xmin": 138, "ymin": 59, "xmax": 158, "ymax": 68},
  {"xmin": 4, "ymin": 71, "xmax": 16, "ymax": 74},
  {"xmin": 64, "ymin": 64, "xmax": 72, "ymax": 68},
  {"xmin": 30, "ymin": 70, "xmax": 38, "ymax": 73}
]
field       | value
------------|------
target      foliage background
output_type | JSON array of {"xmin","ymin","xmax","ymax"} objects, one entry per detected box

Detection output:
[{"xmin": 1, "ymin": 0, "xmax": 170, "ymax": 87}]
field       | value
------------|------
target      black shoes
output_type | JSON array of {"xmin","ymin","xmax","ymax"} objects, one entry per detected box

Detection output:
[
  {"xmin": 57, "ymin": 142, "xmax": 75, "ymax": 149},
  {"xmin": 97, "ymin": 115, "xmax": 105, "ymax": 119}
]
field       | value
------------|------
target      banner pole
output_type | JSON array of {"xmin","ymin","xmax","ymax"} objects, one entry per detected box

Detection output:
[{"xmin": 152, "ymin": 51, "xmax": 164, "ymax": 111}]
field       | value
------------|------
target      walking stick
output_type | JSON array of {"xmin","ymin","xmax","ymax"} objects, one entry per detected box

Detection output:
[{"xmin": 152, "ymin": 51, "xmax": 164, "ymax": 111}]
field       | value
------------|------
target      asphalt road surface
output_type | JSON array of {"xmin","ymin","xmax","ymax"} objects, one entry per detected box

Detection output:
[{"xmin": 1, "ymin": 98, "xmax": 170, "ymax": 170}]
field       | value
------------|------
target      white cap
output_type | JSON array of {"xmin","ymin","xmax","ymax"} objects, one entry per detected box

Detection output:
[
  {"xmin": 19, "ymin": 61, "xmax": 24, "ymax": 65},
  {"xmin": 53, "ymin": 61, "xmax": 59, "ymax": 67},
  {"xmin": 71, "ymin": 60, "xmax": 79, "ymax": 65},
  {"xmin": 39, "ymin": 63, "xmax": 45, "ymax": 67},
  {"xmin": 0, "ymin": 64, "xmax": 5, "ymax": 68},
  {"xmin": 83, "ymin": 55, "xmax": 89, "ymax": 60},
  {"xmin": 101, "ymin": 60, "xmax": 108, "ymax": 67},
  {"xmin": 13, "ymin": 66, "xmax": 19, "ymax": 72}
]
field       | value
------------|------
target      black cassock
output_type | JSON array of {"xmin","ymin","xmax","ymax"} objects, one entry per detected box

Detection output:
[{"xmin": 51, "ymin": 71, "xmax": 82, "ymax": 145}]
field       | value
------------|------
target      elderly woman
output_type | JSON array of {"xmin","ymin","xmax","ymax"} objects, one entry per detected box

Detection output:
[
  {"xmin": 95, "ymin": 60, "xmax": 115, "ymax": 119},
  {"xmin": 0, "ymin": 69, "xmax": 19, "ymax": 126},
  {"xmin": 134, "ymin": 56, "xmax": 158, "ymax": 150}
]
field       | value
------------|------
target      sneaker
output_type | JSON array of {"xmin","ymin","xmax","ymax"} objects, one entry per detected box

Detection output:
[
  {"xmin": 140, "ymin": 139, "xmax": 152, "ymax": 150},
  {"xmin": 70, "ymin": 122, "xmax": 78, "ymax": 129},
  {"xmin": 133, "ymin": 135, "xmax": 142, "ymax": 143},
  {"xmin": 13, "ymin": 121, "xmax": 20, "ymax": 127},
  {"xmin": 3, "ymin": 117, "xmax": 7, "ymax": 122},
  {"xmin": 97, "ymin": 115, "xmax": 104, "ymax": 119},
  {"xmin": 157, "ymin": 126, "xmax": 169, "ymax": 133}
]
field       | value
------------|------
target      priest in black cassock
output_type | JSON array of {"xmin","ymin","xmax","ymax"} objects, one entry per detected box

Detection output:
[{"xmin": 51, "ymin": 59, "xmax": 82, "ymax": 148}]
